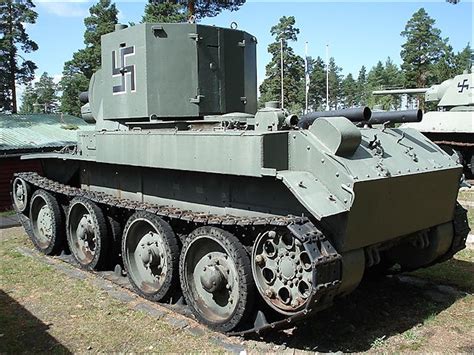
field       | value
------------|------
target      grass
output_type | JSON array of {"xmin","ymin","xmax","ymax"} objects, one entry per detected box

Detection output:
[
  {"xmin": 458, "ymin": 189, "xmax": 474, "ymax": 202},
  {"xmin": 0, "ymin": 231, "xmax": 224, "ymax": 353},
  {"xmin": 0, "ymin": 210, "xmax": 15, "ymax": 217},
  {"xmin": 468, "ymin": 208, "xmax": 474, "ymax": 230},
  {"xmin": 409, "ymin": 249, "xmax": 474, "ymax": 293}
]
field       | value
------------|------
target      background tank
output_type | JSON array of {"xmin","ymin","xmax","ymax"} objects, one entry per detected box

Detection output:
[
  {"xmin": 12, "ymin": 22, "xmax": 470, "ymax": 335},
  {"xmin": 373, "ymin": 70, "xmax": 474, "ymax": 177}
]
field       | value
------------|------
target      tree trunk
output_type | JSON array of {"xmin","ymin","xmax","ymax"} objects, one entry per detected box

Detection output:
[
  {"xmin": 10, "ymin": 50, "xmax": 17, "ymax": 113},
  {"xmin": 188, "ymin": 0, "xmax": 195, "ymax": 19},
  {"xmin": 7, "ymin": 2, "xmax": 17, "ymax": 113}
]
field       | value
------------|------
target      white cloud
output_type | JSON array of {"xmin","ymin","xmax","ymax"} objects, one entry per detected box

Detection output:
[{"xmin": 38, "ymin": 2, "xmax": 89, "ymax": 18}]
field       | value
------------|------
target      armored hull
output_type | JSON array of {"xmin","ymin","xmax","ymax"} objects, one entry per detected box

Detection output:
[{"xmin": 12, "ymin": 23, "xmax": 470, "ymax": 334}]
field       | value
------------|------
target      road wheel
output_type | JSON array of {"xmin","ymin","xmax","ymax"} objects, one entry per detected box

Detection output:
[
  {"xmin": 180, "ymin": 227, "xmax": 254, "ymax": 332},
  {"xmin": 12, "ymin": 177, "xmax": 31, "ymax": 213},
  {"xmin": 29, "ymin": 189, "xmax": 64, "ymax": 255},
  {"xmin": 67, "ymin": 197, "xmax": 109, "ymax": 270},
  {"xmin": 122, "ymin": 211, "xmax": 179, "ymax": 302}
]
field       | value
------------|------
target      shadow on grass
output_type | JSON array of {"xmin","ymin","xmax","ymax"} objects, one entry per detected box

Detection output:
[
  {"xmin": 254, "ymin": 267, "xmax": 469, "ymax": 352},
  {"xmin": 0, "ymin": 290, "xmax": 71, "ymax": 354},
  {"xmin": 410, "ymin": 257, "xmax": 474, "ymax": 293}
]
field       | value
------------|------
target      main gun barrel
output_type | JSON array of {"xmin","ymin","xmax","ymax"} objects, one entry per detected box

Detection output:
[
  {"xmin": 372, "ymin": 88, "xmax": 428, "ymax": 95},
  {"xmin": 369, "ymin": 109, "xmax": 423, "ymax": 125},
  {"xmin": 298, "ymin": 107, "xmax": 372, "ymax": 129}
]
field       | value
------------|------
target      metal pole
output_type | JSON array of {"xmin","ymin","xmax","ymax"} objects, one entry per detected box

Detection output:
[
  {"xmin": 305, "ymin": 41, "xmax": 309, "ymax": 114},
  {"xmin": 326, "ymin": 44, "xmax": 329, "ymax": 111},
  {"xmin": 280, "ymin": 38, "xmax": 284, "ymax": 109}
]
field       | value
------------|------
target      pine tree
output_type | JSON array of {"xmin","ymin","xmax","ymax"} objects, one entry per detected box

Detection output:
[
  {"xmin": 356, "ymin": 65, "xmax": 368, "ymax": 106},
  {"xmin": 433, "ymin": 39, "xmax": 457, "ymax": 83},
  {"xmin": 143, "ymin": 0, "xmax": 246, "ymax": 23},
  {"xmin": 35, "ymin": 72, "xmax": 59, "ymax": 113},
  {"xmin": 307, "ymin": 56, "xmax": 326, "ymax": 110},
  {"xmin": 60, "ymin": 0, "xmax": 118, "ymax": 116},
  {"xmin": 259, "ymin": 16, "xmax": 305, "ymax": 112},
  {"xmin": 454, "ymin": 44, "xmax": 472, "ymax": 74},
  {"xmin": 367, "ymin": 58, "xmax": 403, "ymax": 110},
  {"xmin": 20, "ymin": 73, "xmax": 59, "ymax": 114},
  {"xmin": 400, "ymin": 8, "xmax": 444, "ymax": 89},
  {"xmin": 327, "ymin": 57, "xmax": 343, "ymax": 109},
  {"xmin": 143, "ymin": 1, "xmax": 187, "ymax": 23},
  {"xmin": 342, "ymin": 73, "xmax": 357, "ymax": 108},
  {"xmin": 187, "ymin": 0, "xmax": 246, "ymax": 20},
  {"xmin": 19, "ymin": 83, "xmax": 37, "ymax": 114},
  {"xmin": 0, "ymin": 0, "xmax": 38, "ymax": 113}
]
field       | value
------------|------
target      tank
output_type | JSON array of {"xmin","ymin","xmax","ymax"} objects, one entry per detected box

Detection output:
[
  {"xmin": 373, "ymin": 70, "xmax": 474, "ymax": 177},
  {"xmin": 11, "ymin": 23, "xmax": 470, "ymax": 335}
]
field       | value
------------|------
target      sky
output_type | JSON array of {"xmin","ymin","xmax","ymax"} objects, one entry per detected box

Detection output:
[{"xmin": 18, "ymin": 0, "xmax": 474, "ymax": 102}]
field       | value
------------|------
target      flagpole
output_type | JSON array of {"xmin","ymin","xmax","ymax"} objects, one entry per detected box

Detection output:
[
  {"xmin": 280, "ymin": 38, "xmax": 284, "ymax": 109},
  {"xmin": 305, "ymin": 41, "xmax": 309, "ymax": 114},
  {"xmin": 326, "ymin": 44, "xmax": 329, "ymax": 111}
]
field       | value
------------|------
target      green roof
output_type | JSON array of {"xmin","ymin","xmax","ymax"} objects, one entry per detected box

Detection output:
[{"xmin": 0, "ymin": 114, "xmax": 94, "ymax": 153}]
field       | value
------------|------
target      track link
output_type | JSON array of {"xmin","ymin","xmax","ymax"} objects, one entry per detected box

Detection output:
[{"xmin": 14, "ymin": 171, "xmax": 342, "ymax": 335}]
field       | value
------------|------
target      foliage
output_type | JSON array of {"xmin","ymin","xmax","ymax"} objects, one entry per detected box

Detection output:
[
  {"xmin": 189, "ymin": 0, "xmax": 246, "ymax": 19},
  {"xmin": 307, "ymin": 56, "xmax": 326, "ymax": 110},
  {"xmin": 356, "ymin": 65, "xmax": 368, "ymax": 106},
  {"xmin": 143, "ymin": 1, "xmax": 187, "ymax": 23},
  {"xmin": 327, "ymin": 57, "xmax": 343, "ymax": 109},
  {"xmin": 143, "ymin": 0, "xmax": 246, "ymax": 23},
  {"xmin": 400, "ymin": 8, "xmax": 444, "ymax": 89},
  {"xmin": 366, "ymin": 58, "xmax": 404, "ymax": 110},
  {"xmin": 0, "ymin": 0, "xmax": 38, "ymax": 113},
  {"xmin": 259, "ymin": 16, "xmax": 305, "ymax": 113},
  {"xmin": 60, "ymin": 0, "xmax": 118, "ymax": 116},
  {"xmin": 342, "ymin": 73, "xmax": 357, "ymax": 107},
  {"xmin": 19, "ymin": 83, "xmax": 36, "ymax": 114},
  {"xmin": 20, "ymin": 72, "xmax": 59, "ymax": 114},
  {"xmin": 454, "ymin": 44, "xmax": 472, "ymax": 73}
]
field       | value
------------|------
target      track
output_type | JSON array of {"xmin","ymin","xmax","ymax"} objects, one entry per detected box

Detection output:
[{"xmin": 14, "ymin": 172, "xmax": 342, "ymax": 336}]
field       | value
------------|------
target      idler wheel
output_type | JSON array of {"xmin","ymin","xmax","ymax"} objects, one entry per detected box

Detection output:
[
  {"xmin": 179, "ymin": 227, "xmax": 255, "ymax": 332},
  {"xmin": 122, "ymin": 211, "xmax": 179, "ymax": 302},
  {"xmin": 29, "ymin": 189, "xmax": 64, "ymax": 255},
  {"xmin": 252, "ymin": 230, "xmax": 314, "ymax": 314},
  {"xmin": 67, "ymin": 197, "xmax": 109, "ymax": 270},
  {"xmin": 12, "ymin": 177, "xmax": 31, "ymax": 213}
]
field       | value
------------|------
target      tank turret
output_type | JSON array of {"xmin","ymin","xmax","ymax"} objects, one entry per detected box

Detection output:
[
  {"xmin": 373, "ymin": 72, "xmax": 474, "ymax": 176},
  {"xmin": 80, "ymin": 23, "xmax": 257, "ymax": 129},
  {"xmin": 373, "ymin": 72, "xmax": 473, "ymax": 109}
]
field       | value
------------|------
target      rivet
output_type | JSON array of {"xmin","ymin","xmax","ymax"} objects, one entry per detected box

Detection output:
[{"xmin": 321, "ymin": 159, "xmax": 325, "ymax": 163}]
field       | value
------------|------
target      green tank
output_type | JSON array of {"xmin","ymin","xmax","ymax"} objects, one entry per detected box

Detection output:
[
  {"xmin": 373, "ymin": 70, "xmax": 474, "ymax": 177},
  {"xmin": 12, "ymin": 23, "xmax": 470, "ymax": 334}
]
